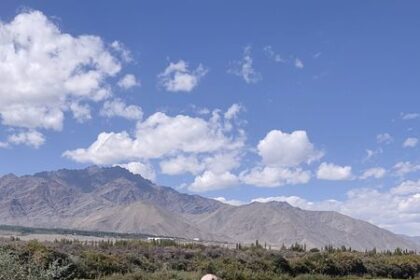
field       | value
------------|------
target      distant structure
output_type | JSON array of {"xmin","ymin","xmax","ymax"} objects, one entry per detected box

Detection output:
[
  {"xmin": 201, "ymin": 274, "xmax": 220, "ymax": 280},
  {"xmin": 146, "ymin": 237, "xmax": 174, "ymax": 241}
]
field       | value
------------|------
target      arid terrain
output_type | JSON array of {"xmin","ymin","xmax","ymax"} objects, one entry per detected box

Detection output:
[{"xmin": 0, "ymin": 167, "xmax": 418, "ymax": 251}]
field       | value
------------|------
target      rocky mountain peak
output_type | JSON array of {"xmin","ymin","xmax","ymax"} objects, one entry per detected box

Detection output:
[{"xmin": 0, "ymin": 166, "xmax": 418, "ymax": 251}]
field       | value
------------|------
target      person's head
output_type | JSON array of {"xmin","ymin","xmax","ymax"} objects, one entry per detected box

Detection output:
[{"xmin": 201, "ymin": 274, "xmax": 220, "ymax": 280}]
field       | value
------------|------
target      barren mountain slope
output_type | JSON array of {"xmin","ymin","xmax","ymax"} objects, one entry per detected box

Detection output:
[
  {"xmin": 0, "ymin": 167, "xmax": 417, "ymax": 251},
  {"xmin": 188, "ymin": 201, "xmax": 418, "ymax": 250}
]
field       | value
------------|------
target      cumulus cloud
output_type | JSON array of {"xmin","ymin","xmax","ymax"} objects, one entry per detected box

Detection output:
[
  {"xmin": 189, "ymin": 171, "xmax": 238, "ymax": 192},
  {"xmin": 360, "ymin": 167, "xmax": 386, "ymax": 179},
  {"xmin": 257, "ymin": 130, "xmax": 323, "ymax": 167},
  {"xmin": 316, "ymin": 162, "xmax": 353, "ymax": 181},
  {"xmin": 64, "ymin": 131, "xmax": 136, "ymax": 164},
  {"xmin": 7, "ymin": 130, "xmax": 45, "ymax": 148},
  {"xmin": 64, "ymin": 106, "xmax": 245, "ymax": 165},
  {"xmin": 0, "ymin": 10, "xmax": 135, "ymax": 147},
  {"xmin": 241, "ymin": 166, "xmax": 310, "ymax": 187},
  {"xmin": 115, "ymin": 161, "xmax": 156, "ymax": 181},
  {"xmin": 159, "ymin": 155, "xmax": 204, "ymax": 175},
  {"xmin": 70, "ymin": 103, "xmax": 92, "ymax": 123},
  {"xmin": 118, "ymin": 74, "xmax": 139, "ymax": 89},
  {"xmin": 2, "ymin": 106, "xmax": 63, "ymax": 131},
  {"xmin": 133, "ymin": 110, "xmax": 244, "ymax": 159},
  {"xmin": 160, "ymin": 151, "xmax": 242, "ymax": 178},
  {"xmin": 64, "ymin": 105, "xmax": 250, "ymax": 192},
  {"xmin": 0, "ymin": 11, "xmax": 123, "ymax": 130},
  {"xmin": 392, "ymin": 161, "xmax": 420, "ymax": 177},
  {"xmin": 376, "ymin": 133, "xmax": 393, "ymax": 144},
  {"xmin": 403, "ymin": 137, "xmax": 418, "ymax": 148},
  {"xmin": 237, "ymin": 129, "xmax": 321, "ymax": 187},
  {"xmin": 100, "ymin": 99, "xmax": 143, "ymax": 120},
  {"xmin": 64, "ymin": 104, "xmax": 326, "ymax": 192},
  {"xmin": 228, "ymin": 46, "xmax": 261, "ymax": 84},
  {"xmin": 158, "ymin": 60, "xmax": 207, "ymax": 92},
  {"xmin": 203, "ymin": 152, "xmax": 242, "ymax": 174}
]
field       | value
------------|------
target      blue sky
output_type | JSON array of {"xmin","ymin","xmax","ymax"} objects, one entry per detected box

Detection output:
[{"xmin": 1, "ymin": 1, "xmax": 420, "ymax": 235}]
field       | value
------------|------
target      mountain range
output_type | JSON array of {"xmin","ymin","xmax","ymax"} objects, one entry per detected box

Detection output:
[{"xmin": 0, "ymin": 166, "xmax": 417, "ymax": 251}]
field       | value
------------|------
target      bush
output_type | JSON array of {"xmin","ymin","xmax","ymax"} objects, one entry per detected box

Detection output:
[{"xmin": 0, "ymin": 238, "xmax": 420, "ymax": 279}]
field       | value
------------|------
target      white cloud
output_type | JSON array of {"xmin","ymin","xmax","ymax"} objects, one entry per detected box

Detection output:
[
  {"xmin": 160, "ymin": 151, "xmax": 241, "ymax": 177},
  {"xmin": 64, "ymin": 106, "xmax": 245, "ymax": 165},
  {"xmin": 64, "ymin": 131, "xmax": 136, "ymax": 164},
  {"xmin": 167, "ymin": 151, "xmax": 243, "ymax": 192},
  {"xmin": 376, "ymin": 133, "xmax": 393, "ymax": 144},
  {"xmin": 240, "ymin": 166, "xmax": 310, "ymax": 187},
  {"xmin": 263, "ymin": 46, "xmax": 306, "ymax": 70},
  {"xmin": 251, "ymin": 196, "xmax": 325, "ymax": 208},
  {"xmin": 224, "ymin": 103, "xmax": 243, "ymax": 120},
  {"xmin": 64, "ymin": 104, "xmax": 326, "ymax": 191},
  {"xmin": 257, "ymin": 130, "xmax": 323, "ymax": 167},
  {"xmin": 8, "ymin": 130, "xmax": 45, "ymax": 148},
  {"xmin": 110, "ymin": 41, "xmax": 132, "ymax": 63},
  {"xmin": 196, "ymin": 107, "xmax": 211, "ymax": 115},
  {"xmin": 100, "ymin": 99, "xmax": 143, "ymax": 120},
  {"xmin": 392, "ymin": 161, "xmax": 420, "ymax": 177},
  {"xmin": 316, "ymin": 162, "xmax": 352, "ymax": 181},
  {"xmin": 1, "ymin": 106, "xmax": 64, "ymax": 131},
  {"xmin": 401, "ymin": 112, "xmax": 420, "ymax": 120},
  {"xmin": 132, "ymin": 110, "xmax": 244, "ymax": 159},
  {"xmin": 158, "ymin": 60, "xmax": 207, "ymax": 92},
  {"xmin": 390, "ymin": 180, "xmax": 420, "ymax": 195},
  {"xmin": 294, "ymin": 58, "xmax": 304, "ymax": 69},
  {"xmin": 189, "ymin": 171, "xmax": 238, "ymax": 192},
  {"xmin": 363, "ymin": 148, "xmax": 383, "ymax": 162},
  {"xmin": 159, "ymin": 155, "xmax": 204, "ymax": 175},
  {"xmin": 0, "ymin": 10, "xmax": 124, "ymax": 134},
  {"xmin": 115, "ymin": 161, "xmax": 156, "ymax": 181},
  {"xmin": 118, "ymin": 74, "xmax": 139, "ymax": 89},
  {"xmin": 222, "ymin": 104, "xmax": 244, "ymax": 132},
  {"xmin": 65, "ymin": 105, "xmax": 250, "ymax": 192},
  {"xmin": 214, "ymin": 197, "xmax": 244, "ymax": 206},
  {"xmin": 228, "ymin": 46, "xmax": 261, "ymax": 84},
  {"xmin": 403, "ymin": 137, "xmax": 418, "ymax": 148},
  {"xmin": 360, "ymin": 167, "xmax": 386, "ymax": 179},
  {"xmin": 252, "ymin": 180, "xmax": 420, "ymax": 235},
  {"xmin": 232, "ymin": 129, "xmax": 321, "ymax": 188},
  {"xmin": 70, "ymin": 103, "xmax": 91, "ymax": 123},
  {"xmin": 263, "ymin": 46, "xmax": 285, "ymax": 63},
  {"xmin": 203, "ymin": 152, "xmax": 241, "ymax": 174}
]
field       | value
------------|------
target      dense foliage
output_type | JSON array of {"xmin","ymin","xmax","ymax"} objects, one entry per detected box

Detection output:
[{"xmin": 0, "ymin": 238, "xmax": 419, "ymax": 280}]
